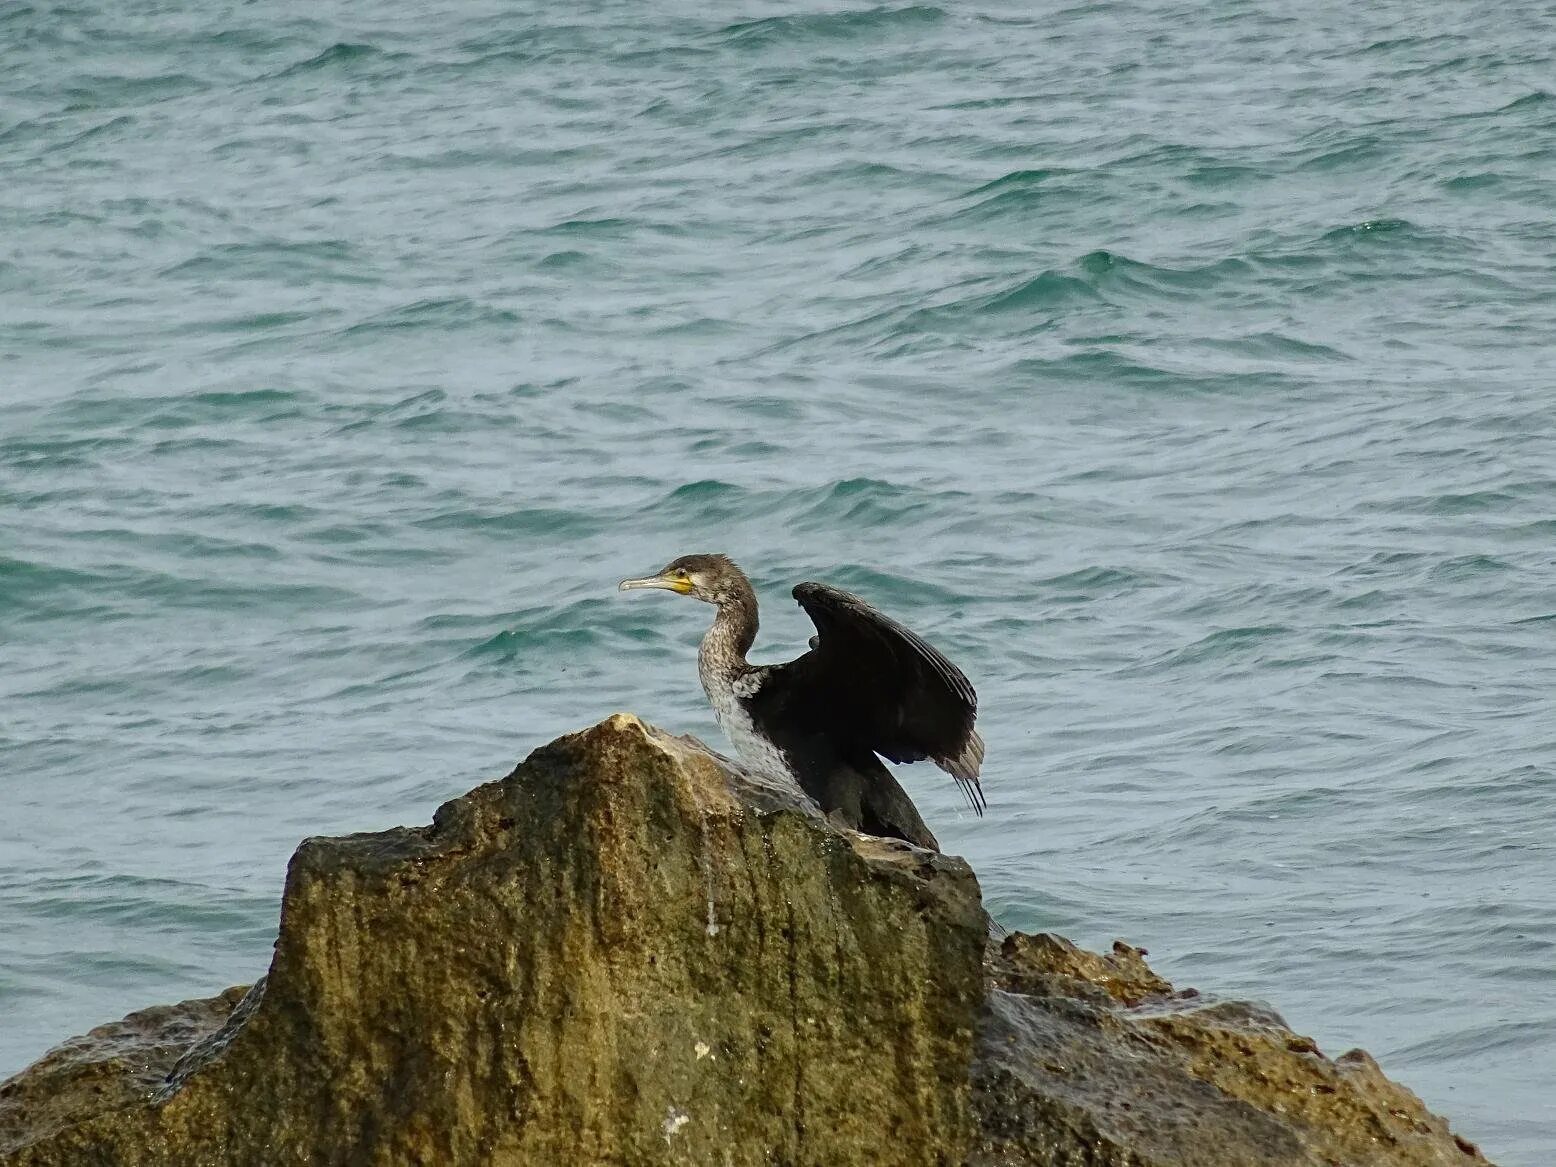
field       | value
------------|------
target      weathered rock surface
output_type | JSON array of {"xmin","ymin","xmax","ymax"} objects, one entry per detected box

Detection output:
[
  {"xmin": 0, "ymin": 715, "xmax": 1491, "ymax": 1166},
  {"xmin": 975, "ymin": 935, "xmax": 1487, "ymax": 1166}
]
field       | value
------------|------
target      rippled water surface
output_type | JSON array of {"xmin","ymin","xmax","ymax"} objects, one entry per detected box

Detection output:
[{"xmin": 4, "ymin": 0, "xmax": 1554, "ymax": 1158}]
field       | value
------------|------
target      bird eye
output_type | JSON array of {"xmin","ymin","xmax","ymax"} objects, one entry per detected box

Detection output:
[{"xmin": 677, "ymin": 569, "xmax": 690, "ymax": 579}]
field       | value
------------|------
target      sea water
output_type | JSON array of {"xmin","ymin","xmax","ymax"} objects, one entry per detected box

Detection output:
[{"xmin": 3, "ymin": 2, "xmax": 1553, "ymax": 1159}]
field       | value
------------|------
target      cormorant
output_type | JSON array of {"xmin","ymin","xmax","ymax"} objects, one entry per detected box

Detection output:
[{"xmin": 618, "ymin": 553, "xmax": 984, "ymax": 851}]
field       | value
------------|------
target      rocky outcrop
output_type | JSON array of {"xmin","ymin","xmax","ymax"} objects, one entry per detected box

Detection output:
[
  {"xmin": 975, "ymin": 934, "xmax": 1486, "ymax": 1165},
  {"xmin": 0, "ymin": 715, "xmax": 1490, "ymax": 1166}
]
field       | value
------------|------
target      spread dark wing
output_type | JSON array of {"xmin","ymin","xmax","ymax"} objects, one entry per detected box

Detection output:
[{"xmin": 775, "ymin": 582, "xmax": 985, "ymax": 813}]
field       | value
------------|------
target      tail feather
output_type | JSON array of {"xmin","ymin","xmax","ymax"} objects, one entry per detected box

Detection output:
[{"xmin": 936, "ymin": 730, "xmax": 986, "ymax": 815}]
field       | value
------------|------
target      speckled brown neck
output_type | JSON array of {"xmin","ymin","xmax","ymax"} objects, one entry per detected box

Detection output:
[{"xmin": 698, "ymin": 582, "xmax": 758, "ymax": 686}]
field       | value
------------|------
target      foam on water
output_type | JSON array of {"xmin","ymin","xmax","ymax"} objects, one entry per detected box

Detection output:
[{"xmin": 4, "ymin": 1, "xmax": 1555, "ymax": 1160}]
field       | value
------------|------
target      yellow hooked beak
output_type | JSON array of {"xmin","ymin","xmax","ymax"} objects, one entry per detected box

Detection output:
[{"xmin": 618, "ymin": 573, "xmax": 693, "ymax": 596}]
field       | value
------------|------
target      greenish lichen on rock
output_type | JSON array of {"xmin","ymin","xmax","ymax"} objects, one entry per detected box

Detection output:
[{"xmin": 0, "ymin": 715, "xmax": 1492, "ymax": 1166}]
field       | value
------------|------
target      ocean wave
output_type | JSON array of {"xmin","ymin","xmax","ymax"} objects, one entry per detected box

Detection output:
[
  {"xmin": 1151, "ymin": 624, "xmax": 1294, "ymax": 670},
  {"xmin": 158, "ymin": 239, "xmax": 370, "ymax": 285},
  {"xmin": 412, "ymin": 505, "xmax": 602, "ymax": 540},
  {"xmin": 0, "ymin": 553, "xmax": 363, "ymax": 617},
  {"xmin": 338, "ymin": 297, "xmax": 520, "ymax": 337},
  {"xmin": 713, "ymin": 6, "xmax": 945, "ymax": 48},
  {"xmin": 267, "ymin": 42, "xmax": 404, "ymax": 79}
]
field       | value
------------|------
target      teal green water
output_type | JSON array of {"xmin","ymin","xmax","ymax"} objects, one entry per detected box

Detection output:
[{"xmin": 4, "ymin": 1, "xmax": 1554, "ymax": 1157}]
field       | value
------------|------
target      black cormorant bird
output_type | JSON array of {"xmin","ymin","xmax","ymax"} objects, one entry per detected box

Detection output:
[{"xmin": 618, "ymin": 553, "xmax": 983, "ymax": 851}]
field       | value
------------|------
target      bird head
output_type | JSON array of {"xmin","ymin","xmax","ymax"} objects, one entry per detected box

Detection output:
[{"xmin": 618, "ymin": 553, "xmax": 744, "ymax": 606}]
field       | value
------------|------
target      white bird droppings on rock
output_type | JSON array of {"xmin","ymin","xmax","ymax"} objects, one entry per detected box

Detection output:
[{"xmin": 663, "ymin": 1107, "xmax": 690, "ymax": 1141}]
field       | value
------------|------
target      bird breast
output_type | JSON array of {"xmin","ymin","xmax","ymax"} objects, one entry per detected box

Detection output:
[{"xmin": 701, "ymin": 665, "xmax": 793, "ymax": 782}]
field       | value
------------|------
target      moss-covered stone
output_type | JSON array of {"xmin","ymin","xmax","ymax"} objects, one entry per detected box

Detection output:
[{"xmin": 0, "ymin": 715, "xmax": 1491, "ymax": 1166}]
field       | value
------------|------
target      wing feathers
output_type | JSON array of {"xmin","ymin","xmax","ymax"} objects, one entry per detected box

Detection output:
[{"xmin": 791, "ymin": 582, "xmax": 985, "ymax": 813}]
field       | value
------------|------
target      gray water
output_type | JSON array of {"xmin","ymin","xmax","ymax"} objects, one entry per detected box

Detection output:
[{"xmin": 3, "ymin": 1, "xmax": 1554, "ymax": 1159}]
